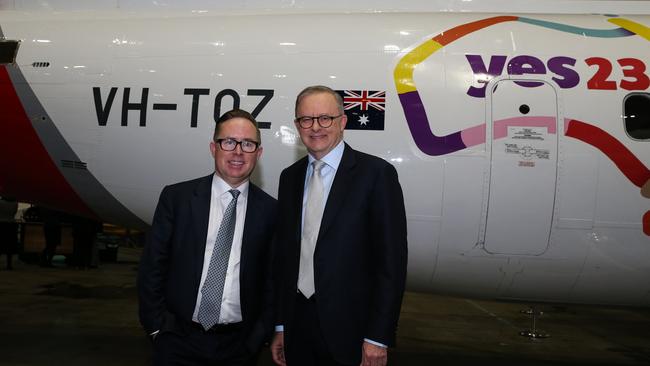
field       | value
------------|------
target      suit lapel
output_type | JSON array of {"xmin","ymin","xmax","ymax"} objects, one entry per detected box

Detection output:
[
  {"xmin": 191, "ymin": 174, "xmax": 213, "ymax": 284},
  {"xmin": 292, "ymin": 158, "xmax": 309, "ymax": 244},
  {"xmin": 240, "ymin": 183, "xmax": 261, "ymax": 303},
  {"xmin": 318, "ymin": 144, "xmax": 356, "ymax": 241}
]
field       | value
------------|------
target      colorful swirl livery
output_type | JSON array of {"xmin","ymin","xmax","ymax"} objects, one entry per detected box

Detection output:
[{"xmin": 394, "ymin": 15, "xmax": 650, "ymax": 234}]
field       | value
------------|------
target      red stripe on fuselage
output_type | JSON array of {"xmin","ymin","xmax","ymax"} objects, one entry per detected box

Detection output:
[
  {"xmin": 565, "ymin": 119, "xmax": 650, "ymax": 188},
  {"xmin": 0, "ymin": 66, "xmax": 95, "ymax": 216}
]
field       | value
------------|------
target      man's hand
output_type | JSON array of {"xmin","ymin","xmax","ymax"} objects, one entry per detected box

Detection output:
[
  {"xmin": 360, "ymin": 341, "xmax": 387, "ymax": 366},
  {"xmin": 271, "ymin": 332, "xmax": 287, "ymax": 366}
]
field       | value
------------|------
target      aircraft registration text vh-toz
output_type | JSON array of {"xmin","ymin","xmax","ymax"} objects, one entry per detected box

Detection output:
[{"xmin": 1, "ymin": 1, "xmax": 649, "ymax": 307}]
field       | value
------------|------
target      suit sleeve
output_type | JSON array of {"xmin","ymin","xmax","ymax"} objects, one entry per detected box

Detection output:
[
  {"xmin": 259, "ymin": 197, "xmax": 279, "ymax": 345},
  {"xmin": 365, "ymin": 162, "xmax": 408, "ymax": 346},
  {"xmin": 137, "ymin": 186, "xmax": 175, "ymax": 334}
]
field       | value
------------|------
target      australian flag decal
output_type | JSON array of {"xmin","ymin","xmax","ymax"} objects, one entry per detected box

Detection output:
[{"xmin": 336, "ymin": 90, "xmax": 385, "ymax": 131}]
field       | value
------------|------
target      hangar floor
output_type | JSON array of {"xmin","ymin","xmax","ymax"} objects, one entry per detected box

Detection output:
[{"xmin": 0, "ymin": 247, "xmax": 649, "ymax": 366}]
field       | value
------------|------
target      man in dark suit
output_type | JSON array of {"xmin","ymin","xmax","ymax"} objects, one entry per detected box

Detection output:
[
  {"xmin": 271, "ymin": 86, "xmax": 408, "ymax": 366},
  {"xmin": 138, "ymin": 109, "xmax": 277, "ymax": 366}
]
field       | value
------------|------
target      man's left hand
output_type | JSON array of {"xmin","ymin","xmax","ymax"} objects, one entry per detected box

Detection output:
[{"xmin": 360, "ymin": 341, "xmax": 387, "ymax": 366}]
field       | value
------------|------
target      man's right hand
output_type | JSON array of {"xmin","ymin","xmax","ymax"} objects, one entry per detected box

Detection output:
[{"xmin": 271, "ymin": 331, "xmax": 286, "ymax": 366}]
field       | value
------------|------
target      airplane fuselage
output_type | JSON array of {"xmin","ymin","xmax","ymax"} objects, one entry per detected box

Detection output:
[{"xmin": 1, "ymin": 8, "xmax": 649, "ymax": 306}]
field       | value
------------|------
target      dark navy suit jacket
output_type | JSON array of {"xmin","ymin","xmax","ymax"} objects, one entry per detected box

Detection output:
[
  {"xmin": 274, "ymin": 144, "xmax": 408, "ymax": 364},
  {"xmin": 138, "ymin": 174, "xmax": 277, "ymax": 352}
]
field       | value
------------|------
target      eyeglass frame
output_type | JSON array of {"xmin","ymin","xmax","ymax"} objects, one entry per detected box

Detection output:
[
  {"xmin": 214, "ymin": 138, "xmax": 260, "ymax": 153},
  {"xmin": 294, "ymin": 114, "xmax": 344, "ymax": 129}
]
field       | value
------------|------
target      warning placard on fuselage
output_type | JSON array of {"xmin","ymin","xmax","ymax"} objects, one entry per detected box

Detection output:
[{"xmin": 505, "ymin": 127, "xmax": 551, "ymax": 160}]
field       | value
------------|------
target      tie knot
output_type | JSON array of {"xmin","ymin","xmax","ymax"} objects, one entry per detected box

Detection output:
[
  {"xmin": 312, "ymin": 160, "xmax": 324, "ymax": 173},
  {"xmin": 228, "ymin": 189, "xmax": 240, "ymax": 200}
]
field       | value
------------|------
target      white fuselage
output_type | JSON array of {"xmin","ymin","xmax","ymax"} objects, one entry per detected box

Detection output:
[{"xmin": 1, "ymin": 5, "xmax": 649, "ymax": 306}]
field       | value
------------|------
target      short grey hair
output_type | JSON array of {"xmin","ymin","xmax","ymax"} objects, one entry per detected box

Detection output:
[{"xmin": 294, "ymin": 85, "xmax": 344, "ymax": 116}]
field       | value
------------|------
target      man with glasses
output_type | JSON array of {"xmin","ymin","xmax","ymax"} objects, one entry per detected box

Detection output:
[
  {"xmin": 271, "ymin": 86, "xmax": 407, "ymax": 366},
  {"xmin": 138, "ymin": 109, "xmax": 277, "ymax": 366}
]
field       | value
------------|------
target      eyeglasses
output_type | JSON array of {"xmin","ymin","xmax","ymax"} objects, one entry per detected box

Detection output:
[
  {"xmin": 215, "ymin": 138, "xmax": 260, "ymax": 153},
  {"xmin": 295, "ymin": 114, "xmax": 343, "ymax": 129}
]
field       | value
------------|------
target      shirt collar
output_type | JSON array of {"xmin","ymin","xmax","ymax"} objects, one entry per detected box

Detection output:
[
  {"xmin": 308, "ymin": 140, "xmax": 345, "ymax": 170},
  {"xmin": 212, "ymin": 173, "xmax": 249, "ymax": 199}
]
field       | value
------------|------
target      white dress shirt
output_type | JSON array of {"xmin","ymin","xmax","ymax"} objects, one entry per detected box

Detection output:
[{"xmin": 192, "ymin": 174, "xmax": 249, "ymax": 324}]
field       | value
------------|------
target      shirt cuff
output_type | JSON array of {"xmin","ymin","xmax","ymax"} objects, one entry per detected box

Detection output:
[{"xmin": 364, "ymin": 338, "xmax": 387, "ymax": 348}]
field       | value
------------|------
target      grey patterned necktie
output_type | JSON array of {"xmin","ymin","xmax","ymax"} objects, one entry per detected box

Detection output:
[
  {"xmin": 298, "ymin": 160, "xmax": 325, "ymax": 298},
  {"xmin": 198, "ymin": 189, "xmax": 240, "ymax": 330}
]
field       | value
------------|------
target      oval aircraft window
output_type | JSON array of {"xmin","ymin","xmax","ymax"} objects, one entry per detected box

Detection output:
[
  {"xmin": 624, "ymin": 93, "xmax": 650, "ymax": 140},
  {"xmin": 0, "ymin": 40, "xmax": 20, "ymax": 64}
]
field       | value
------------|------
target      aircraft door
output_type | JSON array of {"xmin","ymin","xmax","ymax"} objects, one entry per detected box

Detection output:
[{"xmin": 484, "ymin": 80, "xmax": 558, "ymax": 255}]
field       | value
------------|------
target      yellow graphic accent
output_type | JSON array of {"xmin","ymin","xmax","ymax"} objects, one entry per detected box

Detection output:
[
  {"xmin": 609, "ymin": 18, "xmax": 650, "ymax": 41},
  {"xmin": 394, "ymin": 40, "xmax": 443, "ymax": 94}
]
